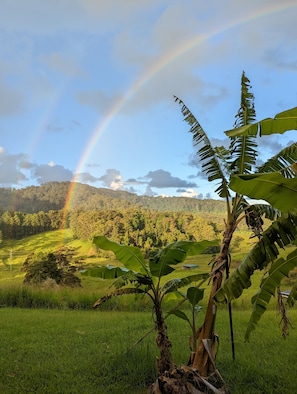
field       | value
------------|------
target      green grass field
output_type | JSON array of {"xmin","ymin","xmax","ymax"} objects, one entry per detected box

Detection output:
[
  {"xmin": 1, "ymin": 229, "xmax": 297, "ymax": 393},
  {"xmin": 0, "ymin": 308, "xmax": 296, "ymax": 393}
]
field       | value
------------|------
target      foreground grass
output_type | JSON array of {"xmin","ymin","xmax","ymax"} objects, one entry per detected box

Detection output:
[{"xmin": 1, "ymin": 308, "xmax": 297, "ymax": 393}]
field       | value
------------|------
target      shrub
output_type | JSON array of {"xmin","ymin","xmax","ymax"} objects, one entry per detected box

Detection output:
[{"xmin": 22, "ymin": 247, "xmax": 82, "ymax": 287}]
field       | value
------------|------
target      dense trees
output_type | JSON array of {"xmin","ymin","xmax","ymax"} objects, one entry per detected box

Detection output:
[
  {"xmin": 0, "ymin": 206, "xmax": 220, "ymax": 255},
  {"xmin": 0, "ymin": 182, "xmax": 225, "ymax": 213},
  {"xmin": 0, "ymin": 182, "xmax": 225, "ymax": 248},
  {"xmin": 0, "ymin": 182, "xmax": 225, "ymax": 251},
  {"xmin": 0, "ymin": 210, "xmax": 64, "ymax": 239},
  {"xmin": 70, "ymin": 208, "xmax": 217, "ymax": 254}
]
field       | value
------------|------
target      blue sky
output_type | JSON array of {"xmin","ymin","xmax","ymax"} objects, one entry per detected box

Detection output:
[{"xmin": 0, "ymin": 0, "xmax": 296, "ymax": 199}]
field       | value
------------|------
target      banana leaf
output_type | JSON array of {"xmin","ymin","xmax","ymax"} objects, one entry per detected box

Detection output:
[
  {"xmin": 225, "ymin": 107, "xmax": 297, "ymax": 137},
  {"xmin": 229, "ymin": 173, "xmax": 297, "ymax": 212},
  {"xmin": 245, "ymin": 249, "xmax": 297, "ymax": 340}
]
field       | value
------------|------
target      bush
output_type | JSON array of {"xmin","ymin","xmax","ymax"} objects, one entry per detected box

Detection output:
[{"xmin": 22, "ymin": 247, "xmax": 82, "ymax": 287}]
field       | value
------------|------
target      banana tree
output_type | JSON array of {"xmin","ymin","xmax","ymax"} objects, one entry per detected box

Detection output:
[
  {"xmin": 214, "ymin": 121, "xmax": 297, "ymax": 340},
  {"xmin": 83, "ymin": 235, "xmax": 216, "ymax": 375},
  {"xmin": 173, "ymin": 71, "xmax": 297, "ymax": 380}
]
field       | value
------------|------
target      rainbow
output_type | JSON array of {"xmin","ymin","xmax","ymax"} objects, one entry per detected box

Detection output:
[{"xmin": 62, "ymin": 1, "xmax": 297, "ymax": 221}]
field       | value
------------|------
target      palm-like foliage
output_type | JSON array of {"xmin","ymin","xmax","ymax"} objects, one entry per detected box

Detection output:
[
  {"xmin": 229, "ymin": 72, "xmax": 257, "ymax": 175},
  {"xmin": 229, "ymin": 173, "xmax": 297, "ymax": 212},
  {"xmin": 82, "ymin": 236, "xmax": 216, "ymax": 375},
  {"xmin": 225, "ymin": 106, "xmax": 297, "ymax": 137},
  {"xmin": 174, "ymin": 71, "xmax": 297, "ymax": 379},
  {"xmin": 257, "ymin": 142, "xmax": 297, "ymax": 177},
  {"xmin": 173, "ymin": 96, "xmax": 229, "ymax": 198}
]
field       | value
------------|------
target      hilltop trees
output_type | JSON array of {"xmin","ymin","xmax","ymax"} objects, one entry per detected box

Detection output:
[
  {"xmin": 70, "ymin": 209, "xmax": 217, "ymax": 253},
  {"xmin": 0, "ymin": 210, "xmax": 64, "ymax": 239}
]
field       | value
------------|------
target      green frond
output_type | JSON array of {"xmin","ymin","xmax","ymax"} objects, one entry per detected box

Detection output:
[
  {"xmin": 229, "ymin": 136, "xmax": 258, "ymax": 174},
  {"xmin": 225, "ymin": 107, "xmax": 297, "ymax": 137},
  {"xmin": 214, "ymin": 211, "xmax": 297, "ymax": 303},
  {"xmin": 167, "ymin": 309, "xmax": 190, "ymax": 323},
  {"xmin": 149, "ymin": 245, "xmax": 186, "ymax": 278},
  {"xmin": 149, "ymin": 240, "xmax": 218, "ymax": 278},
  {"xmin": 233, "ymin": 71, "xmax": 257, "ymax": 128},
  {"xmin": 112, "ymin": 272, "xmax": 153, "ymax": 289},
  {"xmin": 93, "ymin": 287, "xmax": 145, "ymax": 308},
  {"xmin": 187, "ymin": 286, "xmax": 205, "ymax": 306},
  {"xmin": 162, "ymin": 273, "xmax": 209, "ymax": 295},
  {"xmin": 229, "ymin": 72, "xmax": 258, "ymax": 174},
  {"xmin": 81, "ymin": 264, "xmax": 130, "ymax": 280},
  {"xmin": 174, "ymin": 95, "xmax": 229, "ymax": 198},
  {"xmin": 245, "ymin": 248, "xmax": 297, "ymax": 341},
  {"xmin": 257, "ymin": 142, "xmax": 297, "ymax": 178},
  {"xmin": 229, "ymin": 173, "xmax": 297, "ymax": 212},
  {"xmin": 93, "ymin": 236, "xmax": 148, "ymax": 275}
]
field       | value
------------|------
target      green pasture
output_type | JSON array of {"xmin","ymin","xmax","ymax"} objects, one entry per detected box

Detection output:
[
  {"xmin": 1, "ymin": 230, "xmax": 297, "ymax": 392},
  {"xmin": 0, "ymin": 228, "xmax": 294, "ymax": 311},
  {"xmin": 0, "ymin": 228, "xmax": 268, "ymax": 310},
  {"xmin": 0, "ymin": 308, "xmax": 296, "ymax": 394}
]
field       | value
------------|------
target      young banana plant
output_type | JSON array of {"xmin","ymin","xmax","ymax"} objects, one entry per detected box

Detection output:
[{"xmin": 82, "ymin": 235, "xmax": 217, "ymax": 375}]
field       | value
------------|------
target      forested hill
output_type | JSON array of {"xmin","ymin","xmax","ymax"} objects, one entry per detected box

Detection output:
[{"xmin": 0, "ymin": 182, "xmax": 225, "ymax": 214}]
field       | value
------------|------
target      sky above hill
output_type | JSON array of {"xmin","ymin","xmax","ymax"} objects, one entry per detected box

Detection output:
[{"xmin": 0, "ymin": 0, "xmax": 296, "ymax": 199}]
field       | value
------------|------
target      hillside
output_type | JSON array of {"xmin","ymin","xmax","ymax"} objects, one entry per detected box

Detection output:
[{"xmin": 0, "ymin": 182, "xmax": 225, "ymax": 214}]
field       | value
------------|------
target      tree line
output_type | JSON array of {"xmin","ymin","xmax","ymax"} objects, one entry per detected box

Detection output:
[
  {"xmin": 0, "ymin": 208, "xmax": 221, "ymax": 254},
  {"xmin": 0, "ymin": 210, "xmax": 64, "ymax": 239},
  {"xmin": 69, "ymin": 208, "xmax": 219, "ymax": 254},
  {"xmin": 0, "ymin": 182, "xmax": 225, "ymax": 213}
]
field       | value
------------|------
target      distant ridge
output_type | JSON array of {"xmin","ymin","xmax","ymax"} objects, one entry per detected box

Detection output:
[{"xmin": 0, "ymin": 182, "xmax": 225, "ymax": 214}]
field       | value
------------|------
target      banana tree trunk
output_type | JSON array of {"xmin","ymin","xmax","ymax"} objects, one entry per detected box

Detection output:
[
  {"xmin": 154, "ymin": 298, "xmax": 173, "ymax": 375},
  {"xmin": 192, "ymin": 223, "xmax": 235, "ymax": 376}
]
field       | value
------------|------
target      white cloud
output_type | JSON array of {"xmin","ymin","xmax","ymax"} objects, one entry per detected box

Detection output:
[
  {"xmin": 99, "ymin": 169, "xmax": 124, "ymax": 190},
  {"xmin": 178, "ymin": 188, "xmax": 199, "ymax": 198}
]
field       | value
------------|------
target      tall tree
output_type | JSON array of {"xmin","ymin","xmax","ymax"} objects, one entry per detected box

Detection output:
[{"xmin": 163, "ymin": 71, "xmax": 297, "ymax": 392}]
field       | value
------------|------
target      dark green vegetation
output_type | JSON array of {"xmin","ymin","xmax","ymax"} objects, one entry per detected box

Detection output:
[
  {"xmin": 0, "ymin": 181, "xmax": 225, "ymax": 213},
  {"xmin": 22, "ymin": 246, "xmax": 83, "ymax": 287},
  {"xmin": 0, "ymin": 182, "xmax": 224, "ymax": 253}
]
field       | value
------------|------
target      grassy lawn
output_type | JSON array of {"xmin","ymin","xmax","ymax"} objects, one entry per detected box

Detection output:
[
  {"xmin": 1, "ymin": 229, "xmax": 297, "ymax": 393},
  {"xmin": 0, "ymin": 308, "xmax": 297, "ymax": 393}
]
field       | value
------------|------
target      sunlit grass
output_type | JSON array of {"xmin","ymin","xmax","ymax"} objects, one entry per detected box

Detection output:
[
  {"xmin": 1, "ymin": 229, "xmax": 297, "ymax": 392},
  {"xmin": 0, "ymin": 308, "xmax": 296, "ymax": 393},
  {"xmin": 0, "ymin": 229, "xmax": 293, "ymax": 311}
]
